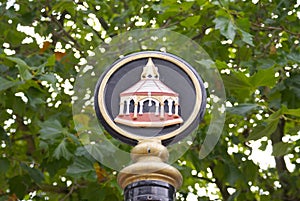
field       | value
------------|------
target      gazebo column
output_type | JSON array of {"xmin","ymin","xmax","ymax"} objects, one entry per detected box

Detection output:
[
  {"xmin": 119, "ymin": 101, "xmax": 125, "ymax": 116},
  {"xmin": 125, "ymin": 100, "xmax": 130, "ymax": 115},
  {"xmin": 174, "ymin": 103, "xmax": 179, "ymax": 118},
  {"xmin": 155, "ymin": 102, "xmax": 159, "ymax": 116},
  {"xmin": 160, "ymin": 103, "xmax": 165, "ymax": 119},
  {"xmin": 138, "ymin": 101, "xmax": 143, "ymax": 115},
  {"xmin": 133, "ymin": 102, "xmax": 138, "ymax": 119},
  {"xmin": 168, "ymin": 100, "xmax": 173, "ymax": 116}
]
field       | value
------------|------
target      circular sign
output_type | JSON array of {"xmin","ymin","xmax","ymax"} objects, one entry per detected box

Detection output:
[{"xmin": 94, "ymin": 51, "xmax": 206, "ymax": 146}]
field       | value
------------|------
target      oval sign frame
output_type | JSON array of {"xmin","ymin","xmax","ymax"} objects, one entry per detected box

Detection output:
[{"xmin": 94, "ymin": 51, "xmax": 206, "ymax": 146}]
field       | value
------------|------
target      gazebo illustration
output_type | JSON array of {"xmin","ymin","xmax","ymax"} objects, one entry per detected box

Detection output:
[{"xmin": 114, "ymin": 58, "xmax": 183, "ymax": 127}]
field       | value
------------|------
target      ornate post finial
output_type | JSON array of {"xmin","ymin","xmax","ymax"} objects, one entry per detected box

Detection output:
[{"xmin": 141, "ymin": 58, "xmax": 160, "ymax": 80}]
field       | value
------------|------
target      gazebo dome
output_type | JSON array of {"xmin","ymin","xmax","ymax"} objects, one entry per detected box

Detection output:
[{"xmin": 114, "ymin": 58, "xmax": 183, "ymax": 127}]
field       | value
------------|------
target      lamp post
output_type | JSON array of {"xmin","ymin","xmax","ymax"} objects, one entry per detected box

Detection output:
[
  {"xmin": 119, "ymin": 139, "xmax": 182, "ymax": 201},
  {"xmin": 94, "ymin": 51, "xmax": 206, "ymax": 200}
]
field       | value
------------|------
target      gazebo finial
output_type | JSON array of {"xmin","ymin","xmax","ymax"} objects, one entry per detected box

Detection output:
[{"xmin": 141, "ymin": 58, "xmax": 159, "ymax": 80}]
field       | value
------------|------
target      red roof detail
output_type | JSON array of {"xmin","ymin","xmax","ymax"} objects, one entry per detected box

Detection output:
[{"xmin": 120, "ymin": 79, "xmax": 178, "ymax": 97}]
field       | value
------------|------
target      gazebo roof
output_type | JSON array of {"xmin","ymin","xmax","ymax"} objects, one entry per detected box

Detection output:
[
  {"xmin": 120, "ymin": 79, "xmax": 178, "ymax": 96},
  {"xmin": 120, "ymin": 58, "xmax": 178, "ymax": 97}
]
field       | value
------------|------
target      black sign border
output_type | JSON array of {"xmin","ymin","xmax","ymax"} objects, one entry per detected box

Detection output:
[{"xmin": 94, "ymin": 51, "xmax": 206, "ymax": 146}]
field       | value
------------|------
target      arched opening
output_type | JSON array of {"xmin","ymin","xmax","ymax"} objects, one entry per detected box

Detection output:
[
  {"xmin": 164, "ymin": 99, "xmax": 177, "ymax": 116},
  {"xmin": 143, "ymin": 100, "xmax": 156, "ymax": 113},
  {"xmin": 129, "ymin": 100, "xmax": 135, "ymax": 113},
  {"xmin": 164, "ymin": 100, "xmax": 169, "ymax": 114}
]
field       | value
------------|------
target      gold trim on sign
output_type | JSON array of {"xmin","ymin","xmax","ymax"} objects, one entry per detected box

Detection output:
[{"xmin": 97, "ymin": 52, "xmax": 203, "ymax": 141}]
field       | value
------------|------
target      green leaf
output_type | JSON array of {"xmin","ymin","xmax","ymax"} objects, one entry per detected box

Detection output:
[
  {"xmin": 66, "ymin": 156, "xmax": 96, "ymax": 181},
  {"xmin": 0, "ymin": 77, "xmax": 21, "ymax": 91},
  {"xmin": 282, "ymin": 106, "xmax": 300, "ymax": 117},
  {"xmin": 40, "ymin": 158, "xmax": 70, "ymax": 177},
  {"xmin": 17, "ymin": 65, "xmax": 33, "ymax": 80},
  {"xmin": 228, "ymin": 191, "xmax": 241, "ymax": 201},
  {"xmin": 257, "ymin": 59, "xmax": 276, "ymax": 69},
  {"xmin": 287, "ymin": 52, "xmax": 300, "ymax": 63},
  {"xmin": 53, "ymin": 139, "xmax": 73, "ymax": 160},
  {"xmin": 6, "ymin": 57, "xmax": 33, "ymax": 80},
  {"xmin": 241, "ymin": 160, "xmax": 258, "ymax": 182},
  {"xmin": 0, "ymin": 158, "xmax": 10, "ymax": 173},
  {"xmin": 227, "ymin": 103, "xmax": 259, "ymax": 116},
  {"xmin": 259, "ymin": 140, "xmax": 268, "ymax": 151},
  {"xmin": 213, "ymin": 162, "xmax": 227, "ymax": 181},
  {"xmin": 46, "ymin": 54, "xmax": 56, "ymax": 67},
  {"xmin": 39, "ymin": 119, "xmax": 63, "ymax": 140},
  {"xmin": 0, "ymin": 126, "xmax": 10, "ymax": 144},
  {"xmin": 240, "ymin": 30, "xmax": 254, "ymax": 46},
  {"xmin": 225, "ymin": 162, "xmax": 242, "ymax": 186},
  {"xmin": 152, "ymin": 4, "xmax": 167, "ymax": 12},
  {"xmin": 222, "ymin": 72, "xmax": 253, "ymax": 99},
  {"xmin": 222, "ymin": 72, "xmax": 252, "ymax": 90},
  {"xmin": 180, "ymin": 15, "xmax": 200, "ymax": 27},
  {"xmin": 213, "ymin": 16, "xmax": 236, "ymax": 41},
  {"xmin": 8, "ymin": 175, "xmax": 31, "ymax": 198},
  {"xmin": 52, "ymin": 1, "xmax": 76, "ymax": 16},
  {"xmin": 20, "ymin": 163, "xmax": 44, "ymax": 184},
  {"xmin": 6, "ymin": 57, "xmax": 31, "ymax": 70},
  {"xmin": 286, "ymin": 108, "xmax": 300, "ymax": 117},
  {"xmin": 266, "ymin": 109, "xmax": 282, "ymax": 123},
  {"xmin": 260, "ymin": 195, "xmax": 271, "ymax": 201},
  {"xmin": 215, "ymin": 60, "xmax": 228, "ymax": 70},
  {"xmin": 80, "ymin": 183, "xmax": 106, "ymax": 201},
  {"xmin": 0, "ymin": 195, "xmax": 9, "ymax": 201},
  {"xmin": 27, "ymin": 88, "xmax": 45, "ymax": 108},
  {"xmin": 40, "ymin": 73, "xmax": 57, "ymax": 85},
  {"xmin": 250, "ymin": 67, "xmax": 277, "ymax": 87},
  {"xmin": 272, "ymin": 142, "xmax": 292, "ymax": 156},
  {"xmin": 83, "ymin": 144, "xmax": 105, "ymax": 162},
  {"xmin": 247, "ymin": 118, "xmax": 279, "ymax": 141},
  {"xmin": 283, "ymin": 73, "xmax": 300, "ymax": 108},
  {"xmin": 215, "ymin": 162, "xmax": 242, "ymax": 186},
  {"xmin": 73, "ymin": 114, "xmax": 91, "ymax": 130},
  {"xmin": 236, "ymin": 18, "xmax": 251, "ymax": 32}
]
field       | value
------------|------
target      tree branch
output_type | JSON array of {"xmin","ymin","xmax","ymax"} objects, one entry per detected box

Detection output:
[
  {"xmin": 270, "ymin": 118, "xmax": 291, "ymax": 201},
  {"xmin": 192, "ymin": 25, "xmax": 213, "ymax": 41},
  {"xmin": 214, "ymin": 176, "xmax": 230, "ymax": 200},
  {"xmin": 210, "ymin": 164, "xmax": 230, "ymax": 200},
  {"xmin": 50, "ymin": 15, "xmax": 82, "ymax": 49},
  {"xmin": 15, "ymin": 115, "xmax": 36, "ymax": 156},
  {"xmin": 59, "ymin": 185, "xmax": 76, "ymax": 201},
  {"xmin": 44, "ymin": 0, "xmax": 81, "ymax": 49},
  {"xmin": 271, "ymin": 118, "xmax": 288, "ymax": 173},
  {"xmin": 252, "ymin": 23, "xmax": 300, "ymax": 37},
  {"xmin": 192, "ymin": 175, "xmax": 214, "ymax": 183}
]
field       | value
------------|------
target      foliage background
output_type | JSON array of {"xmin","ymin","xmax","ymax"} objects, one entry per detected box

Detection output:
[{"xmin": 0, "ymin": 0, "xmax": 299, "ymax": 200}]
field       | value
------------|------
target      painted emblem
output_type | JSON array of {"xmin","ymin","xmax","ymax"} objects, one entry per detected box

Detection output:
[
  {"xmin": 114, "ymin": 58, "xmax": 183, "ymax": 127},
  {"xmin": 94, "ymin": 51, "xmax": 206, "ymax": 145}
]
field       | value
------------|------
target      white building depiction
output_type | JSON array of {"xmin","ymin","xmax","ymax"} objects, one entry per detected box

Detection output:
[{"xmin": 114, "ymin": 58, "xmax": 184, "ymax": 127}]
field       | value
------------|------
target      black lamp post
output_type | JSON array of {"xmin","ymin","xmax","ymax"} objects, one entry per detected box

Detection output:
[{"xmin": 125, "ymin": 180, "xmax": 176, "ymax": 201}]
